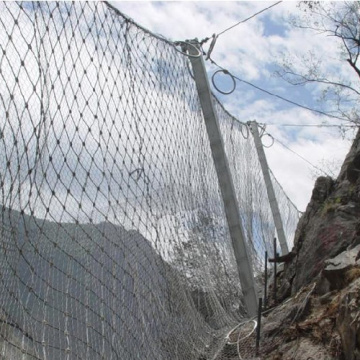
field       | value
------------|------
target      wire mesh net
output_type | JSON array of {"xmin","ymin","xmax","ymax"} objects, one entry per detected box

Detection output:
[
  {"xmin": 0, "ymin": 2, "xmax": 246, "ymax": 359},
  {"xmin": 0, "ymin": 2, "xmax": 300, "ymax": 359},
  {"xmin": 217, "ymin": 109, "xmax": 272, "ymax": 276},
  {"xmin": 269, "ymin": 168, "xmax": 301, "ymax": 251},
  {"xmin": 215, "ymin": 100, "xmax": 301, "ymax": 276}
]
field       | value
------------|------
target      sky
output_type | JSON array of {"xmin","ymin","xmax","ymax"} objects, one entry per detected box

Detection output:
[{"xmin": 110, "ymin": 1, "xmax": 359, "ymax": 211}]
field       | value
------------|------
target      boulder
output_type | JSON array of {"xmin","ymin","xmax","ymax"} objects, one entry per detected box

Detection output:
[{"xmin": 323, "ymin": 244, "xmax": 360, "ymax": 290}]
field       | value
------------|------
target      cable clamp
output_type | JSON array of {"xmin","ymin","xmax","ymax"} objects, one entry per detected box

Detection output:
[{"xmin": 205, "ymin": 34, "xmax": 218, "ymax": 60}]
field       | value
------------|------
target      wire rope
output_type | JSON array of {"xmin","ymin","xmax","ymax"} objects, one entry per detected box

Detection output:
[
  {"xmin": 271, "ymin": 135, "xmax": 332, "ymax": 177},
  {"xmin": 217, "ymin": 1, "xmax": 282, "ymax": 37}
]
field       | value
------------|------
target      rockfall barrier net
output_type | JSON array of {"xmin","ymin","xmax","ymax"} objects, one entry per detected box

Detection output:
[
  {"xmin": 215, "ymin": 101, "xmax": 300, "ymax": 274},
  {"xmin": 269, "ymin": 168, "xmax": 299, "ymax": 251},
  {"xmin": 0, "ymin": 2, "xmax": 301, "ymax": 359}
]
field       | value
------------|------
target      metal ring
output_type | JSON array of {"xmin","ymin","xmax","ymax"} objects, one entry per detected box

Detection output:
[
  {"xmin": 262, "ymin": 134, "xmax": 275, "ymax": 148},
  {"xmin": 226, "ymin": 319, "xmax": 257, "ymax": 345},
  {"xmin": 172, "ymin": 41, "xmax": 202, "ymax": 58},
  {"xmin": 237, "ymin": 320, "xmax": 257, "ymax": 342},
  {"xmin": 241, "ymin": 123, "xmax": 250, "ymax": 139},
  {"xmin": 211, "ymin": 69, "xmax": 236, "ymax": 95}
]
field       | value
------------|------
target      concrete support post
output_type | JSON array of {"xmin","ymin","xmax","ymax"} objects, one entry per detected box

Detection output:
[
  {"xmin": 249, "ymin": 121, "xmax": 289, "ymax": 255},
  {"xmin": 188, "ymin": 41, "xmax": 258, "ymax": 317}
]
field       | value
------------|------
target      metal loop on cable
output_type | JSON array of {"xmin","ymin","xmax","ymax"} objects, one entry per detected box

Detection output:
[
  {"xmin": 226, "ymin": 319, "xmax": 257, "ymax": 345},
  {"xmin": 240, "ymin": 123, "xmax": 249, "ymax": 139},
  {"xmin": 211, "ymin": 69, "xmax": 236, "ymax": 95},
  {"xmin": 262, "ymin": 134, "xmax": 275, "ymax": 148},
  {"xmin": 238, "ymin": 320, "xmax": 257, "ymax": 341},
  {"xmin": 172, "ymin": 41, "xmax": 202, "ymax": 58}
]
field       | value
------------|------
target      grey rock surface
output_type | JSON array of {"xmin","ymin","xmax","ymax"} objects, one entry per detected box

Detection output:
[
  {"xmin": 278, "ymin": 129, "xmax": 360, "ymax": 299},
  {"xmin": 336, "ymin": 278, "xmax": 360, "ymax": 360},
  {"xmin": 324, "ymin": 244, "xmax": 360, "ymax": 271}
]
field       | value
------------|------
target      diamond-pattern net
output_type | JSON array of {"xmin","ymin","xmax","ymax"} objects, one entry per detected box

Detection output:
[
  {"xmin": 269, "ymin": 168, "xmax": 300, "ymax": 251},
  {"xmin": 215, "ymin": 99, "xmax": 301, "ymax": 276},
  {"xmin": 0, "ymin": 2, "xmax": 300, "ymax": 359}
]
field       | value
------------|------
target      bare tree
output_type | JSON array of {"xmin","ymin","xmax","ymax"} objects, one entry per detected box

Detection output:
[{"xmin": 276, "ymin": 1, "xmax": 360, "ymax": 125}]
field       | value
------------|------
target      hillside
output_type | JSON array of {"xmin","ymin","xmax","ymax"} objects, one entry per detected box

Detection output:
[
  {"xmin": 0, "ymin": 207, "xmax": 243, "ymax": 360},
  {"xmin": 0, "ymin": 209, "xmax": 175, "ymax": 359}
]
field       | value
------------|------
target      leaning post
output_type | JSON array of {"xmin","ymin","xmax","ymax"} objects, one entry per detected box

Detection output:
[
  {"xmin": 188, "ymin": 39, "xmax": 258, "ymax": 317},
  {"xmin": 249, "ymin": 121, "xmax": 289, "ymax": 255},
  {"xmin": 264, "ymin": 250, "xmax": 268, "ymax": 309}
]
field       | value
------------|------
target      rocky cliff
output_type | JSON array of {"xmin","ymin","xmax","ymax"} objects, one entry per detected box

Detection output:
[
  {"xmin": 279, "ymin": 128, "xmax": 360, "ymax": 299},
  {"xmin": 262, "ymin": 128, "xmax": 360, "ymax": 359},
  {"xmin": 217, "ymin": 129, "xmax": 360, "ymax": 360}
]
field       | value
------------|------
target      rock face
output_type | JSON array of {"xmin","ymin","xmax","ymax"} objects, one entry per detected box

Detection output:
[
  {"xmin": 204, "ymin": 131, "xmax": 360, "ymax": 360},
  {"xmin": 278, "ymin": 129, "xmax": 360, "ymax": 300},
  {"xmin": 258, "ymin": 273, "xmax": 360, "ymax": 360},
  {"xmin": 336, "ymin": 278, "xmax": 360, "ymax": 360},
  {"xmin": 223, "ymin": 260, "xmax": 360, "ymax": 360},
  {"xmin": 256, "ymin": 129, "xmax": 360, "ymax": 360},
  {"xmin": 322, "ymin": 243, "xmax": 360, "ymax": 290}
]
